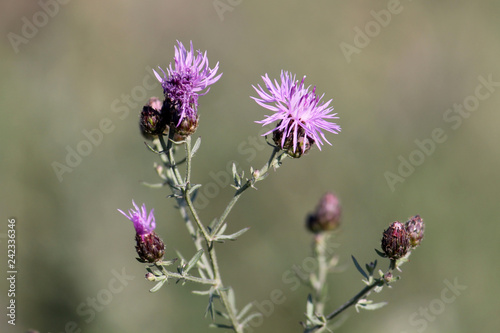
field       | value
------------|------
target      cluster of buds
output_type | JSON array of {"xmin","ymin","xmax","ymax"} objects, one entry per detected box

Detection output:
[
  {"xmin": 306, "ymin": 192, "xmax": 341, "ymax": 233},
  {"xmin": 118, "ymin": 201, "xmax": 165, "ymax": 263},
  {"xmin": 381, "ymin": 215, "xmax": 425, "ymax": 260},
  {"xmin": 140, "ymin": 41, "xmax": 222, "ymax": 141}
]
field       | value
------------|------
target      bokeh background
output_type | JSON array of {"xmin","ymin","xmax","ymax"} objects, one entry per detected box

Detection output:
[{"xmin": 1, "ymin": 1, "xmax": 499, "ymax": 332}]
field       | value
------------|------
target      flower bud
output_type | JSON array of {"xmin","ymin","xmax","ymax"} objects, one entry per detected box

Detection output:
[
  {"xmin": 383, "ymin": 271, "xmax": 395, "ymax": 283},
  {"xmin": 405, "ymin": 215, "xmax": 425, "ymax": 248},
  {"xmin": 381, "ymin": 221, "xmax": 410, "ymax": 260},
  {"xmin": 135, "ymin": 231, "xmax": 165, "ymax": 263},
  {"xmin": 145, "ymin": 272, "xmax": 156, "ymax": 281},
  {"xmin": 118, "ymin": 201, "xmax": 165, "ymax": 263},
  {"xmin": 306, "ymin": 192, "xmax": 341, "ymax": 233},
  {"xmin": 139, "ymin": 97, "xmax": 168, "ymax": 139}
]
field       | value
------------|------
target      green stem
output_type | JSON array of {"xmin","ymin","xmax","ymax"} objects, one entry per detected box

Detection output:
[
  {"xmin": 155, "ymin": 267, "xmax": 217, "ymax": 285},
  {"xmin": 182, "ymin": 137, "xmax": 212, "ymax": 242},
  {"xmin": 159, "ymin": 134, "xmax": 243, "ymax": 333},
  {"xmin": 312, "ymin": 233, "xmax": 329, "ymax": 315},
  {"xmin": 207, "ymin": 245, "xmax": 243, "ymax": 333},
  {"xmin": 157, "ymin": 134, "xmax": 214, "ymax": 279},
  {"xmin": 325, "ymin": 278, "xmax": 384, "ymax": 321},
  {"xmin": 211, "ymin": 146, "xmax": 284, "ymax": 237}
]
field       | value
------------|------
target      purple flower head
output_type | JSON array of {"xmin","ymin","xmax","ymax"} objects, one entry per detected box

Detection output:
[
  {"xmin": 118, "ymin": 200, "xmax": 156, "ymax": 236},
  {"xmin": 252, "ymin": 71, "xmax": 341, "ymax": 154},
  {"xmin": 153, "ymin": 41, "xmax": 222, "ymax": 128}
]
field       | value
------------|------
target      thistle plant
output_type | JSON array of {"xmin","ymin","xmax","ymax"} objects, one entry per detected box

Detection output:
[{"xmin": 118, "ymin": 40, "xmax": 424, "ymax": 332}]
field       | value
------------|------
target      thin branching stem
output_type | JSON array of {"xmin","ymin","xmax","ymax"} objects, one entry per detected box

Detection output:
[
  {"xmin": 325, "ymin": 278, "xmax": 384, "ymax": 321},
  {"xmin": 159, "ymin": 133, "xmax": 243, "ymax": 333},
  {"xmin": 211, "ymin": 146, "xmax": 284, "ymax": 237},
  {"xmin": 154, "ymin": 266, "xmax": 218, "ymax": 285}
]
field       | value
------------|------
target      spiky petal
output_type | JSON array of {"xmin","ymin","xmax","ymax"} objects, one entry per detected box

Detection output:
[
  {"xmin": 153, "ymin": 41, "xmax": 222, "ymax": 135},
  {"xmin": 252, "ymin": 71, "xmax": 341, "ymax": 155}
]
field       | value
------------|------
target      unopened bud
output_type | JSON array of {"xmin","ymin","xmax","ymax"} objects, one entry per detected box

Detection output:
[
  {"xmin": 405, "ymin": 215, "xmax": 425, "ymax": 248},
  {"xmin": 306, "ymin": 192, "xmax": 341, "ymax": 233},
  {"xmin": 381, "ymin": 221, "xmax": 410, "ymax": 260},
  {"xmin": 135, "ymin": 231, "xmax": 165, "ymax": 263},
  {"xmin": 383, "ymin": 271, "xmax": 395, "ymax": 283},
  {"xmin": 140, "ymin": 97, "xmax": 168, "ymax": 139}
]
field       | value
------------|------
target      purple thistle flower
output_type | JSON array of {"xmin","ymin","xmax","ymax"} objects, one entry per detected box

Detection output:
[
  {"xmin": 118, "ymin": 201, "xmax": 165, "ymax": 263},
  {"xmin": 153, "ymin": 41, "xmax": 222, "ymax": 134},
  {"xmin": 118, "ymin": 200, "xmax": 156, "ymax": 236},
  {"xmin": 252, "ymin": 71, "xmax": 341, "ymax": 155}
]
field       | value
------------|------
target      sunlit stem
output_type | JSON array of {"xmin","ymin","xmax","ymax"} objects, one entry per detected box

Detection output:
[{"xmin": 210, "ymin": 146, "xmax": 285, "ymax": 237}]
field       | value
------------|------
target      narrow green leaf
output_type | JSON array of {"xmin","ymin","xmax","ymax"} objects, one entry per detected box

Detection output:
[
  {"xmin": 351, "ymin": 255, "xmax": 368, "ymax": 280},
  {"xmin": 232, "ymin": 163, "xmax": 241, "ymax": 187},
  {"xmin": 209, "ymin": 323, "xmax": 233, "ymax": 329},
  {"xmin": 144, "ymin": 142, "xmax": 161, "ymax": 154},
  {"xmin": 218, "ymin": 223, "xmax": 228, "ymax": 235},
  {"xmin": 357, "ymin": 301, "xmax": 388, "ymax": 311},
  {"xmin": 191, "ymin": 137, "xmax": 202, "ymax": 157},
  {"xmin": 237, "ymin": 303, "xmax": 254, "ymax": 320},
  {"xmin": 374, "ymin": 248, "xmax": 387, "ymax": 258},
  {"xmin": 213, "ymin": 227, "xmax": 250, "ymax": 242},
  {"xmin": 190, "ymin": 183, "xmax": 202, "ymax": 193},
  {"xmin": 184, "ymin": 249, "xmax": 204, "ymax": 274},
  {"xmin": 140, "ymin": 181, "xmax": 166, "ymax": 188},
  {"xmin": 227, "ymin": 287, "xmax": 237, "ymax": 314},
  {"xmin": 240, "ymin": 312, "xmax": 262, "ymax": 327},
  {"xmin": 306, "ymin": 294, "xmax": 314, "ymax": 317},
  {"xmin": 149, "ymin": 278, "xmax": 167, "ymax": 293},
  {"xmin": 158, "ymin": 258, "xmax": 178, "ymax": 267},
  {"xmin": 205, "ymin": 294, "xmax": 215, "ymax": 320}
]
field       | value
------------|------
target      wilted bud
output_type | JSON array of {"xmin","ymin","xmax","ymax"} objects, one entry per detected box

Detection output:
[
  {"xmin": 306, "ymin": 192, "xmax": 341, "ymax": 233},
  {"xmin": 139, "ymin": 97, "xmax": 168, "ymax": 139},
  {"xmin": 405, "ymin": 215, "xmax": 425, "ymax": 248},
  {"xmin": 273, "ymin": 122, "xmax": 314, "ymax": 158},
  {"xmin": 135, "ymin": 232, "xmax": 165, "ymax": 263},
  {"xmin": 381, "ymin": 221, "xmax": 410, "ymax": 260}
]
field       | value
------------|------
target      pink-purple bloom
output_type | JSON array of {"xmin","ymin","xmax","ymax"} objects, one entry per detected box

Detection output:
[
  {"xmin": 153, "ymin": 41, "xmax": 222, "ymax": 128},
  {"xmin": 118, "ymin": 201, "xmax": 165, "ymax": 263},
  {"xmin": 118, "ymin": 200, "xmax": 156, "ymax": 236},
  {"xmin": 252, "ymin": 71, "xmax": 341, "ymax": 154}
]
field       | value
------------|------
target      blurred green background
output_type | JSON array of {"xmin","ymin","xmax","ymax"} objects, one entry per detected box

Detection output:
[{"xmin": 1, "ymin": 0, "xmax": 499, "ymax": 332}]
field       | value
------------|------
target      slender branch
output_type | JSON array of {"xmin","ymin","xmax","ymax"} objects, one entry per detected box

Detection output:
[
  {"xmin": 156, "ymin": 134, "xmax": 214, "ymax": 278},
  {"xmin": 312, "ymin": 233, "xmax": 329, "ymax": 315},
  {"xmin": 207, "ymin": 245, "xmax": 243, "ymax": 333},
  {"xmin": 211, "ymin": 146, "xmax": 284, "ymax": 237},
  {"xmin": 155, "ymin": 268, "xmax": 218, "ymax": 285},
  {"xmin": 325, "ymin": 278, "xmax": 384, "ymax": 321},
  {"xmin": 182, "ymin": 137, "xmax": 212, "ymax": 241},
  {"xmin": 158, "ymin": 133, "xmax": 244, "ymax": 333}
]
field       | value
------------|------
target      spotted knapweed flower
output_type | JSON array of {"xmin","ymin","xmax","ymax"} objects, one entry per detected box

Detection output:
[
  {"xmin": 252, "ymin": 71, "xmax": 341, "ymax": 157},
  {"xmin": 153, "ymin": 41, "xmax": 222, "ymax": 139},
  {"xmin": 118, "ymin": 201, "xmax": 165, "ymax": 263}
]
